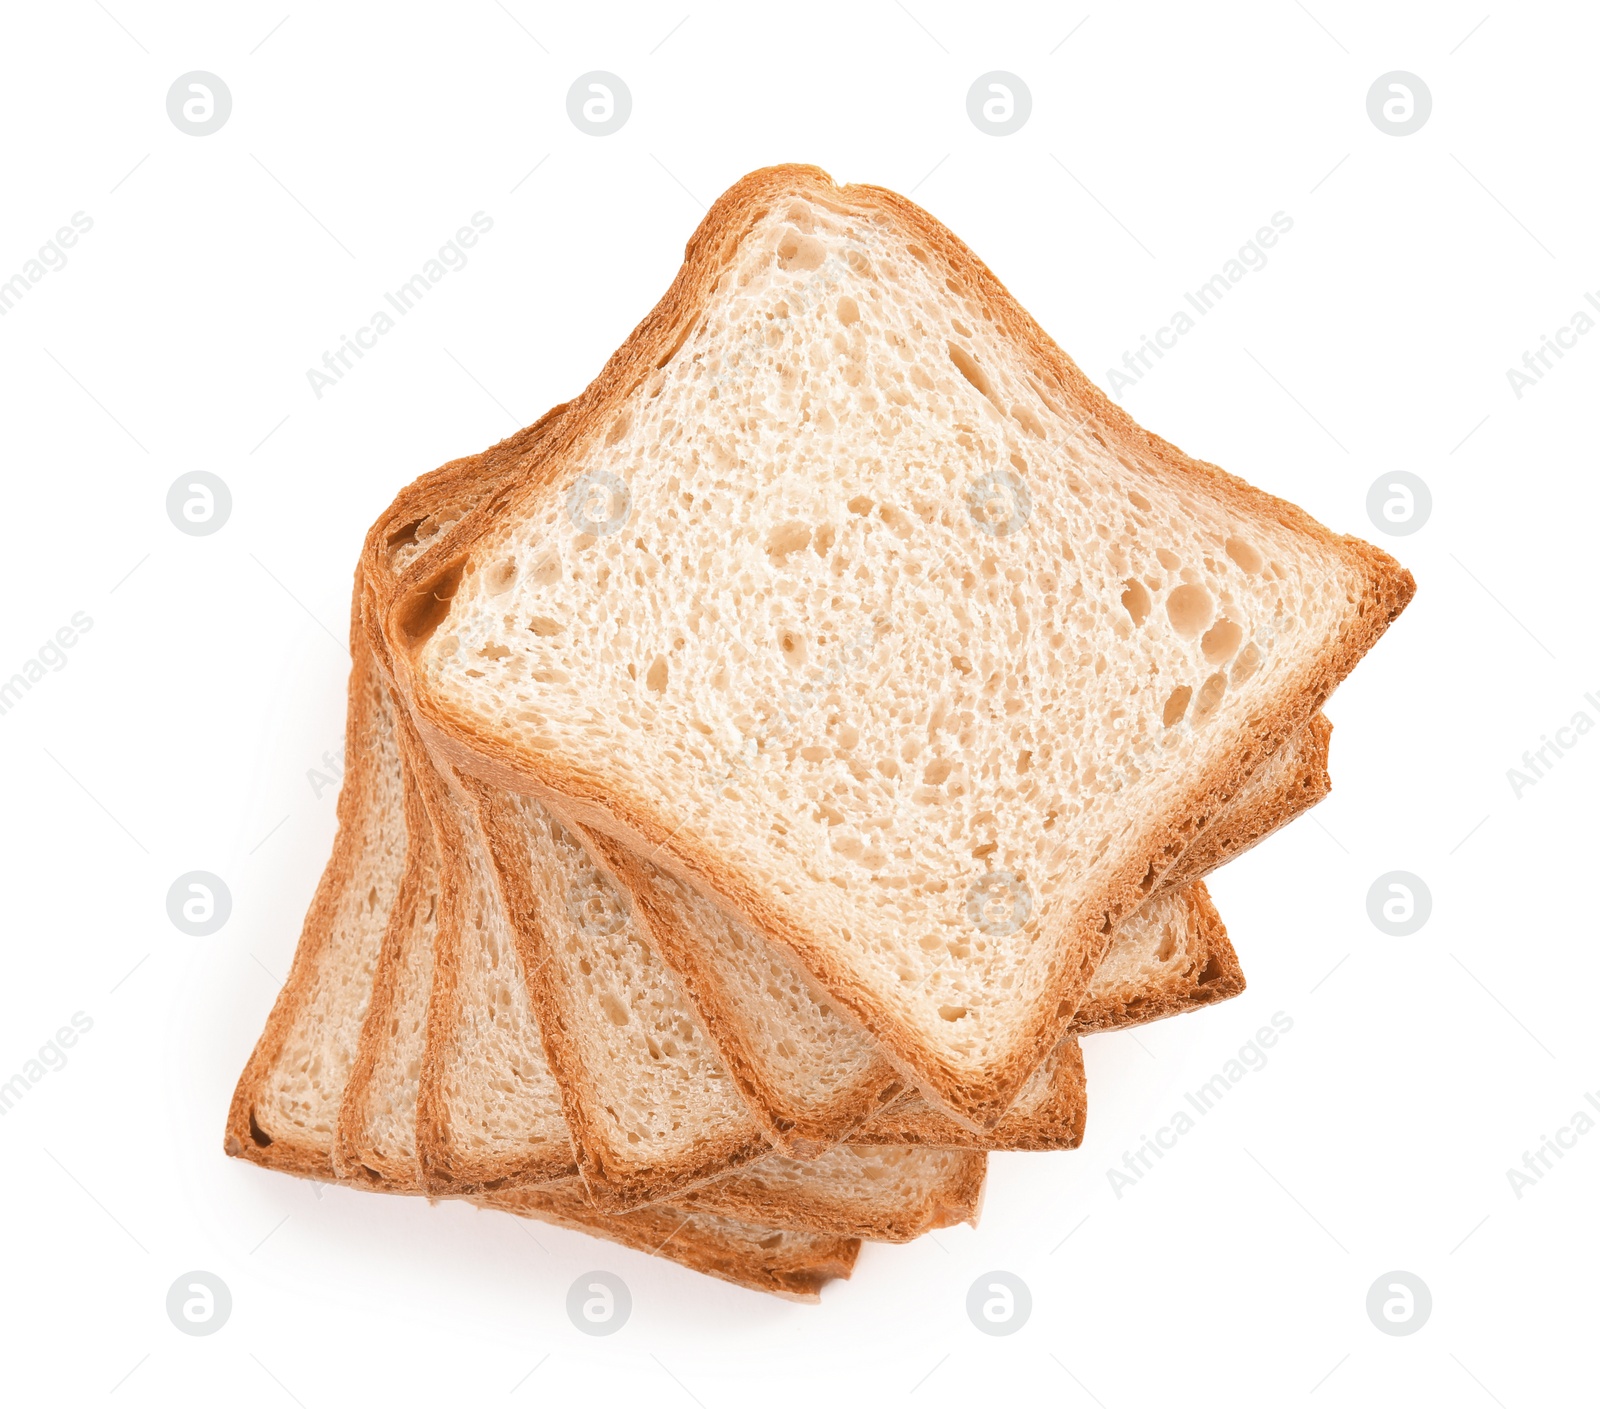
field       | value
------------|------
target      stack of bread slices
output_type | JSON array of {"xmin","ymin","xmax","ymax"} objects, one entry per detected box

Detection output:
[{"xmin": 226, "ymin": 166, "xmax": 1413, "ymax": 1298}]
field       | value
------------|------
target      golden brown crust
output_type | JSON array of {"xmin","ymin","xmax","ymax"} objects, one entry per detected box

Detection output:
[
  {"xmin": 853, "ymin": 1040, "xmax": 1088, "ymax": 1152},
  {"xmin": 677, "ymin": 1150, "xmax": 987, "ymax": 1244},
  {"xmin": 584, "ymin": 826, "xmax": 907, "ymax": 1159},
  {"xmin": 474, "ymin": 1184, "xmax": 860, "ymax": 1299},
  {"xmin": 333, "ymin": 753, "xmax": 436, "ymax": 1188},
  {"xmin": 1071, "ymin": 883, "xmax": 1245, "ymax": 1035},
  {"xmin": 462, "ymin": 778, "xmax": 774, "ymax": 1208},
  {"xmin": 1164, "ymin": 714, "xmax": 1333, "ymax": 891},
  {"xmin": 385, "ymin": 164, "xmax": 1414, "ymax": 1129},
  {"xmin": 222, "ymin": 579, "xmax": 378, "ymax": 1181}
]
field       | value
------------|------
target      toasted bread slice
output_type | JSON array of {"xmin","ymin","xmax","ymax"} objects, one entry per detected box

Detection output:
[{"xmin": 387, "ymin": 164, "xmax": 1411, "ymax": 1125}]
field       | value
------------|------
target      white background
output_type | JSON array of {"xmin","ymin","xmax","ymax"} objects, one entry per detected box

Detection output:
[{"xmin": 2, "ymin": 2, "xmax": 1595, "ymax": 1404}]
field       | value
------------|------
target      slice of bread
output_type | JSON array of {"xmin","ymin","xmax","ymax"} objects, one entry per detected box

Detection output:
[
  {"xmin": 677, "ymin": 1145, "xmax": 986, "ymax": 1243},
  {"xmin": 224, "ymin": 623, "xmax": 857, "ymax": 1296},
  {"xmin": 362, "ymin": 387, "xmax": 1311, "ymax": 1164},
  {"xmin": 387, "ymin": 164, "xmax": 1412, "ymax": 1125},
  {"xmin": 365, "ymin": 452, "xmax": 1274, "ymax": 1176},
  {"xmin": 223, "ymin": 589, "xmax": 401, "ymax": 1179},
  {"xmin": 460, "ymin": 775, "xmax": 772, "ymax": 1207},
  {"xmin": 354, "ymin": 473, "xmax": 1020, "ymax": 1236},
  {"xmin": 474, "ymin": 1185, "xmax": 859, "ymax": 1301}
]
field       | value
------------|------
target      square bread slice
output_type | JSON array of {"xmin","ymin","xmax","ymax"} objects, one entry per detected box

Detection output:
[
  {"xmin": 386, "ymin": 163, "xmax": 1408, "ymax": 1125},
  {"xmin": 365, "ymin": 431, "xmax": 1275, "ymax": 1171}
]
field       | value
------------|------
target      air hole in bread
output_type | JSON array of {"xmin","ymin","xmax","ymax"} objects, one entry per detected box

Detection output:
[
  {"xmin": 778, "ymin": 629, "xmax": 806, "ymax": 668},
  {"xmin": 398, "ymin": 559, "xmax": 466, "ymax": 646},
  {"xmin": 1193, "ymin": 671, "xmax": 1228, "ymax": 723},
  {"xmin": 1121, "ymin": 579, "xmax": 1151, "ymax": 626},
  {"xmin": 605, "ymin": 412, "xmax": 632, "ymax": 446},
  {"xmin": 776, "ymin": 229, "xmax": 825, "ymax": 272},
  {"xmin": 1165, "ymin": 583, "xmax": 1213, "ymax": 637},
  {"xmin": 1201, "ymin": 618, "xmax": 1242, "ymax": 663},
  {"xmin": 248, "ymin": 1109, "xmax": 273, "ymax": 1147},
  {"xmin": 484, "ymin": 558, "xmax": 517, "ymax": 595},
  {"xmin": 947, "ymin": 342, "xmax": 994, "ymax": 401},
  {"xmin": 1011, "ymin": 404, "xmax": 1045, "ymax": 438},
  {"xmin": 386, "ymin": 518, "xmax": 425, "ymax": 551},
  {"xmin": 1225, "ymin": 536, "xmax": 1265, "ymax": 573},
  {"xmin": 528, "ymin": 616, "xmax": 562, "ymax": 637},
  {"xmin": 766, "ymin": 521, "xmax": 811, "ymax": 562},
  {"xmin": 938, "ymin": 1004, "xmax": 968, "ymax": 1021},
  {"xmin": 1163, "ymin": 685, "xmax": 1192, "ymax": 726},
  {"xmin": 847, "ymin": 495, "xmax": 872, "ymax": 516},
  {"xmin": 645, "ymin": 656, "xmax": 669, "ymax": 692},
  {"xmin": 656, "ymin": 321, "xmax": 694, "ymax": 368},
  {"xmin": 836, "ymin": 296, "xmax": 860, "ymax": 326},
  {"xmin": 877, "ymin": 504, "xmax": 913, "ymax": 538}
]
